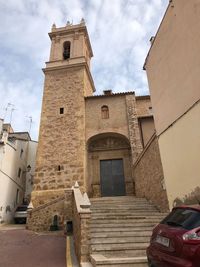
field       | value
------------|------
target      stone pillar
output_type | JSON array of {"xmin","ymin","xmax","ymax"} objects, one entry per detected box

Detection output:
[{"xmin": 125, "ymin": 94, "xmax": 143, "ymax": 164}]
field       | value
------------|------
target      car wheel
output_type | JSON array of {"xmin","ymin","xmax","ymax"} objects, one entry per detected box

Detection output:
[{"xmin": 148, "ymin": 258, "xmax": 156, "ymax": 267}]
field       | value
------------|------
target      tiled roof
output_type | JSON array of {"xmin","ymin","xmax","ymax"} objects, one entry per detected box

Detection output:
[
  {"xmin": 85, "ymin": 91, "xmax": 135, "ymax": 99},
  {"xmin": 85, "ymin": 92, "xmax": 151, "ymax": 100}
]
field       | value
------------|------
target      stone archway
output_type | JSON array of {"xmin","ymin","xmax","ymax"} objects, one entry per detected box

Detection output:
[{"xmin": 87, "ymin": 133, "xmax": 134, "ymax": 198}]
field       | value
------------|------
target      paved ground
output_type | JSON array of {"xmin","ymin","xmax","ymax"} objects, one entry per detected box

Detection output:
[{"xmin": 0, "ymin": 225, "xmax": 66, "ymax": 267}]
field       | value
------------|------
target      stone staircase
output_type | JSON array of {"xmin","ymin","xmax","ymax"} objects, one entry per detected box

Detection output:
[{"xmin": 89, "ymin": 196, "xmax": 166, "ymax": 267}]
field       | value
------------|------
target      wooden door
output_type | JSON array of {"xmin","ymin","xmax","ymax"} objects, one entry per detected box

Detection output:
[{"xmin": 100, "ymin": 159, "xmax": 126, "ymax": 197}]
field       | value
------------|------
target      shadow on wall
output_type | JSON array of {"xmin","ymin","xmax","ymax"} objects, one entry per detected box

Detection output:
[{"xmin": 173, "ymin": 186, "xmax": 200, "ymax": 207}]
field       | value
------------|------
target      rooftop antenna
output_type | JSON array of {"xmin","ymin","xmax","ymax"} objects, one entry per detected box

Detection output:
[
  {"xmin": 9, "ymin": 106, "xmax": 16, "ymax": 124},
  {"xmin": 27, "ymin": 116, "xmax": 33, "ymax": 134},
  {"xmin": 3, "ymin": 103, "xmax": 13, "ymax": 120}
]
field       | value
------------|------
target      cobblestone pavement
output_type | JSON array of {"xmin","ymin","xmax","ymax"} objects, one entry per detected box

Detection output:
[{"xmin": 0, "ymin": 225, "xmax": 66, "ymax": 267}]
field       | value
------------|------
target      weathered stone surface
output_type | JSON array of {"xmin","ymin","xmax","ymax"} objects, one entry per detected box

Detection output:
[
  {"xmin": 29, "ymin": 22, "xmax": 157, "ymax": 233},
  {"xmin": 133, "ymin": 134, "xmax": 169, "ymax": 212},
  {"xmin": 27, "ymin": 190, "xmax": 72, "ymax": 232},
  {"xmin": 125, "ymin": 95, "xmax": 143, "ymax": 164},
  {"xmin": 72, "ymin": 193, "xmax": 91, "ymax": 263}
]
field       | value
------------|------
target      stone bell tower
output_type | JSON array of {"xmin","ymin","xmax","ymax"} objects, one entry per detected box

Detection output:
[{"xmin": 31, "ymin": 20, "xmax": 95, "ymax": 207}]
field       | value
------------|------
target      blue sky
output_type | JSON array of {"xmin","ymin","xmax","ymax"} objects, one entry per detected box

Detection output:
[{"xmin": 0, "ymin": 0, "xmax": 168, "ymax": 140}]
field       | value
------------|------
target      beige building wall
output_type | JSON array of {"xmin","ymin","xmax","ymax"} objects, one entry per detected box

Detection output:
[
  {"xmin": 145, "ymin": 0, "xmax": 200, "ymax": 135},
  {"xmin": 158, "ymin": 101, "xmax": 200, "ymax": 209},
  {"xmin": 0, "ymin": 119, "xmax": 3, "ymax": 133},
  {"xmin": 135, "ymin": 96, "xmax": 155, "ymax": 147},
  {"xmin": 85, "ymin": 95, "xmax": 130, "ymax": 141},
  {"xmin": 144, "ymin": 0, "xmax": 200, "ymax": 209},
  {"xmin": 0, "ymin": 139, "xmax": 26, "ymax": 223},
  {"xmin": 0, "ymin": 131, "xmax": 37, "ymax": 223},
  {"xmin": 25, "ymin": 141, "xmax": 38, "ymax": 201},
  {"xmin": 138, "ymin": 116, "xmax": 155, "ymax": 147}
]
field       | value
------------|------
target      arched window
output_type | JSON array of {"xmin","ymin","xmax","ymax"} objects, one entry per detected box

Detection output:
[
  {"xmin": 101, "ymin": 105, "xmax": 109, "ymax": 119},
  {"xmin": 63, "ymin": 41, "xmax": 70, "ymax": 60}
]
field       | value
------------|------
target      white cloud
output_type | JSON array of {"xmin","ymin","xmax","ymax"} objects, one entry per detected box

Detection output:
[{"xmin": 0, "ymin": 0, "xmax": 169, "ymax": 140}]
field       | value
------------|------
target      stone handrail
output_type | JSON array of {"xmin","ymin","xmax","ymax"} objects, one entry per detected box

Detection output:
[
  {"xmin": 72, "ymin": 181, "xmax": 91, "ymax": 212},
  {"xmin": 28, "ymin": 195, "xmax": 66, "ymax": 213},
  {"xmin": 72, "ymin": 181, "xmax": 91, "ymax": 263}
]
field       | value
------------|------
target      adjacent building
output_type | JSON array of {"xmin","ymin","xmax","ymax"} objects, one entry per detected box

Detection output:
[
  {"xmin": 0, "ymin": 119, "xmax": 37, "ymax": 223},
  {"xmin": 144, "ymin": 0, "xmax": 200, "ymax": 208}
]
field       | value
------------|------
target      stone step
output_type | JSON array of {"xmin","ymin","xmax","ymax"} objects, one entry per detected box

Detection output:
[
  {"xmin": 90, "ymin": 196, "xmax": 144, "ymax": 201},
  {"xmin": 91, "ymin": 207, "xmax": 156, "ymax": 211},
  {"xmin": 91, "ymin": 236, "xmax": 150, "ymax": 244},
  {"xmin": 89, "ymin": 197, "xmax": 160, "ymax": 267},
  {"xmin": 91, "ymin": 203, "xmax": 157, "ymax": 207},
  {"xmin": 91, "ymin": 242, "xmax": 149, "ymax": 253},
  {"xmin": 91, "ymin": 207, "xmax": 158, "ymax": 212},
  {"xmin": 95, "ymin": 249, "xmax": 147, "ymax": 258},
  {"xmin": 90, "ymin": 221, "xmax": 157, "ymax": 228},
  {"xmin": 91, "ymin": 214, "xmax": 165, "ymax": 223},
  {"xmin": 90, "ymin": 202, "xmax": 150, "ymax": 206},
  {"xmin": 91, "ymin": 214, "xmax": 159, "ymax": 218},
  {"xmin": 91, "ymin": 230, "xmax": 152, "ymax": 238},
  {"xmin": 91, "ymin": 216, "xmax": 163, "ymax": 223},
  {"xmin": 92, "ymin": 213, "xmax": 159, "ymax": 218},
  {"xmin": 90, "ymin": 201, "xmax": 150, "ymax": 206},
  {"xmin": 90, "ymin": 226, "xmax": 154, "ymax": 233},
  {"xmin": 91, "ymin": 199, "xmax": 150, "ymax": 203},
  {"xmin": 91, "ymin": 208, "xmax": 158, "ymax": 212},
  {"xmin": 91, "ymin": 254, "xmax": 148, "ymax": 267}
]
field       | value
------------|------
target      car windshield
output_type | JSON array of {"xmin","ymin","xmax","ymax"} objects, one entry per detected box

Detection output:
[
  {"xmin": 16, "ymin": 206, "xmax": 27, "ymax": 211},
  {"xmin": 161, "ymin": 208, "xmax": 200, "ymax": 230}
]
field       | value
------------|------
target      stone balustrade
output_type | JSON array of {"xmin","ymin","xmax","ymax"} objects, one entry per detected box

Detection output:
[{"xmin": 72, "ymin": 181, "xmax": 91, "ymax": 263}]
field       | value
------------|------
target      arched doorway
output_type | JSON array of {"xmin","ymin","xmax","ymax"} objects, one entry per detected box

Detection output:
[{"xmin": 87, "ymin": 133, "xmax": 134, "ymax": 197}]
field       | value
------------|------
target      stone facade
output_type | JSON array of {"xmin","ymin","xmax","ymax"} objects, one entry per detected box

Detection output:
[
  {"xmin": 28, "ymin": 189, "xmax": 72, "ymax": 232},
  {"xmin": 34, "ymin": 68, "xmax": 87, "ymax": 191},
  {"xmin": 29, "ymin": 21, "xmax": 156, "ymax": 230},
  {"xmin": 133, "ymin": 134, "xmax": 169, "ymax": 212},
  {"xmin": 72, "ymin": 197, "xmax": 91, "ymax": 262},
  {"xmin": 31, "ymin": 22, "xmax": 94, "ymax": 222},
  {"xmin": 125, "ymin": 95, "xmax": 143, "ymax": 164},
  {"xmin": 135, "ymin": 96, "xmax": 153, "ymax": 117}
]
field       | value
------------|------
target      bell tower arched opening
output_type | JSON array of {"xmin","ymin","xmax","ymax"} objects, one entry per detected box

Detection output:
[{"xmin": 63, "ymin": 41, "xmax": 71, "ymax": 60}]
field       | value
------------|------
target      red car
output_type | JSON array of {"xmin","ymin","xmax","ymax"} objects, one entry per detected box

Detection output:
[{"xmin": 147, "ymin": 205, "xmax": 200, "ymax": 267}]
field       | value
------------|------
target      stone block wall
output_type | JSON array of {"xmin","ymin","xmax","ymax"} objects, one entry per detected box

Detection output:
[
  {"xmin": 72, "ymin": 191, "xmax": 91, "ymax": 263},
  {"xmin": 72, "ymin": 188, "xmax": 91, "ymax": 263},
  {"xmin": 135, "ymin": 96, "xmax": 153, "ymax": 117},
  {"xmin": 125, "ymin": 94, "xmax": 143, "ymax": 164},
  {"xmin": 133, "ymin": 134, "xmax": 169, "ymax": 212},
  {"xmin": 34, "ymin": 67, "xmax": 87, "ymax": 193},
  {"xmin": 27, "ymin": 189, "xmax": 72, "ymax": 232}
]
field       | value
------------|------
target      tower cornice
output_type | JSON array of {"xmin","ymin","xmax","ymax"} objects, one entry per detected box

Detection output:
[
  {"xmin": 42, "ymin": 60, "xmax": 95, "ymax": 92},
  {"xmin": 49, "ymin": 24, "xmax": 93, "ymax": 58}
]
